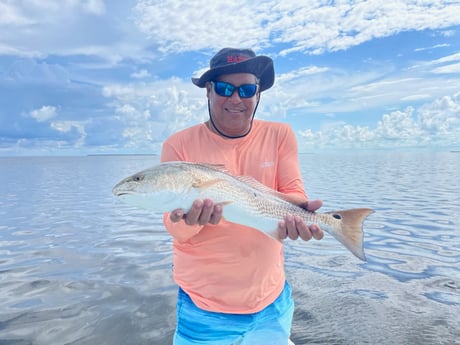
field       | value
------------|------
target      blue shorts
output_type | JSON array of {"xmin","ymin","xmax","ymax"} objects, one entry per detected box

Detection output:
[{"xmin": 173, "ymin": 281, "xmax": 294, "ymax": 345}]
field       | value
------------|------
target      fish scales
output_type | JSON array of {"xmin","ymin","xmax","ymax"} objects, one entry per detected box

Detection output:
[{"xmin": 113, "ymin": 161, "xmax": 374, "ymax": 261}]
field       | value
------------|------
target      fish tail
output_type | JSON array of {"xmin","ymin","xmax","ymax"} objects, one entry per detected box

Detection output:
[{"xmin": 326, "ymin": 208, "xmax": 374, "ymax": 261}]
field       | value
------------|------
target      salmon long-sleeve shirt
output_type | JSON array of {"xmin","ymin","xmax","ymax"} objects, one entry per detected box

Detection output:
[{"xmin": 160, "ymin": 119, "xmax": 307, "ymax": 314}]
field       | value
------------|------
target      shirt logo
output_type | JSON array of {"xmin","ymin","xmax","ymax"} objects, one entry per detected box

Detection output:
[{"xmin": 260, "ymin": 161, "xmax": 274, "ymax": 168}]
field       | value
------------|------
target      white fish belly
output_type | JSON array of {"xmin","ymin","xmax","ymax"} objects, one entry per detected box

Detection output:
[{"xmin": 221, "ymin": 202, "xmax": 280, "ymax": 239}]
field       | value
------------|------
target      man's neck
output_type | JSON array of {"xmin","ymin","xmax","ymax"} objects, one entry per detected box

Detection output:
[{"xmin": 205, "ymin": 119, "xmax": 251, "ymax": 139}]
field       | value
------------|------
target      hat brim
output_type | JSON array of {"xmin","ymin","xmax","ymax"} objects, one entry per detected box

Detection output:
[{"xmin": 192, "ymin": 56, "xmax": 274, "ymax": 92}]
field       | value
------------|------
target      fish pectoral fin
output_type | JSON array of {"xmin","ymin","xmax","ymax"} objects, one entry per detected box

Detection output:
[
  {"xmin": 216, "ymin": 201, "xmax": 232, "ymax": 206},
  {"xmin": 192, "ymin": 178, "xmax": 225, "ymax": 189}
]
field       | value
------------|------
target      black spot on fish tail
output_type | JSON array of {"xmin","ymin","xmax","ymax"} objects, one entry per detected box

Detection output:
[{"xmin": 325, "ymin": 208, "xmax": 374, "ymax": 261}]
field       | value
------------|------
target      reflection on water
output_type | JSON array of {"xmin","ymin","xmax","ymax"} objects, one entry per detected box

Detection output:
[{"xmin": 0, "ymin": 152, "xmax": 459, "ymax": 344}]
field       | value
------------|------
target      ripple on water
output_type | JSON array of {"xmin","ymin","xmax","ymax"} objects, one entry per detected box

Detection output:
[{"xmin": 1, "ymin": 153, "xmax": 459, "ymax": 344}]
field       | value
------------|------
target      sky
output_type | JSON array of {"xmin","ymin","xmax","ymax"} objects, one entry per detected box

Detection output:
[{"xmin": 1, "ymin": 0, "xmax": 460, "ymax": 156}]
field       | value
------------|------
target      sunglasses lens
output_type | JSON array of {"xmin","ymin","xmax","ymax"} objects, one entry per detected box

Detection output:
[
  {"xmin": 213, "ymin": 81, "xmax": 257, "ymax": 98},
  {"xmin": 239, "ymin": 84, "xmax": 257, "ymax": 98},
  {"xmin": 214, "ymin": 82, "xmax": 235, "ymax": 97}
]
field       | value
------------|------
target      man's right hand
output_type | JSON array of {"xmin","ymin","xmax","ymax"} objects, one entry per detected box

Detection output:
[{"xmin": 169, "ymin": 199, "xmax": 223, "ymax": 226}]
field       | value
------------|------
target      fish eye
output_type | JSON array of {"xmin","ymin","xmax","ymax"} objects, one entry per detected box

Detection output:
[
  {"xmin": 132, "ymin": 174, "xmax": 144, "ymax": 182},
  {"xmin": 332, "ymin": 214, "xmax": 341, "ymax": 220}
]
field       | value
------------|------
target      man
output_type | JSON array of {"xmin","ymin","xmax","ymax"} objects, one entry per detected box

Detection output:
[{"xmin": 161, "ymin": 48, "xmax": 324, "ymax": 345}]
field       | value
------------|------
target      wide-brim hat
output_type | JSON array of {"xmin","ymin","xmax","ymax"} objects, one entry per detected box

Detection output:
[{"xmin": 192, "ymin": 48, "xmax": 274, "ymax": 92}]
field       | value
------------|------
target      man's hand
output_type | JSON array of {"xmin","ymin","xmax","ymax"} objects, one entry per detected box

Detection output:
[
  {"xmin": 277, "ymin": 199, "xmax": 324, "ymax": 241},
  {"xmin": 170, "ymin": 199, "xmax": 223, "ymax": 226}
]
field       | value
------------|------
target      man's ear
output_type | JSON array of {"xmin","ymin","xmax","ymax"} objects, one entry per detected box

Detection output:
[{"xmin": 206, "ymin": 82, "xmax": 212, "ymax": 98}]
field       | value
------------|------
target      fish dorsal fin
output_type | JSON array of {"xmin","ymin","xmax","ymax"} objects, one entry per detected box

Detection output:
[
  {"xmin": 234, "ymin": 175, "xmax": 296, "ymax": 204},
  {"xmin": 197, "ymin": 162, "xmax": 231, "ymax": 174}
]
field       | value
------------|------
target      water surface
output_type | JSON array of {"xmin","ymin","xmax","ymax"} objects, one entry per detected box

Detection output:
[{"xmin": 0, "ymin": 152, "xmax": 459, "ymax": 344}]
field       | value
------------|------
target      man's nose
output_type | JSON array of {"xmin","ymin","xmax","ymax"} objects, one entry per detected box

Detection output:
[{"xmin": 228, "ymin": 90, "xmax": 242, "ymax": 102}]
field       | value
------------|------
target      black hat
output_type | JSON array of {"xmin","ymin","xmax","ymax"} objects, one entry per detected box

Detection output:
[{"xmin": 192, "ymin": 48, "xmax": 274, "ymax": 92}]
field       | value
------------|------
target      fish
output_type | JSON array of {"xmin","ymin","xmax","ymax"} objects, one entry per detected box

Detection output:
[{"xmin": 112, "ymin": 161, "xmax": 374, "ymax": 261}]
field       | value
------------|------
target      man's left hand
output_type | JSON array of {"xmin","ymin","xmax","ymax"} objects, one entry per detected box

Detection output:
[{"xmin": 276, "ymin": 199, "xmax": 324, "ymax": 241}]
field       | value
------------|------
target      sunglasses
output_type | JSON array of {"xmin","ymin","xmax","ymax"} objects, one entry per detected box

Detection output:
[{"xmin": 211, "ymin": 81, "xmax": 258, "ymax": 98}]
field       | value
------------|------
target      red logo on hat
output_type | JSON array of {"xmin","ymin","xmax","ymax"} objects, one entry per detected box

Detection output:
[{"xmin": 227, "ymin": 55, "xmax": 249, "ymax": 63}]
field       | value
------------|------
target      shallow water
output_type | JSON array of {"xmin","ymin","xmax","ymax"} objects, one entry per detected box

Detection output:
[{"xmin": 0, "ymin": 152, "xmax": 459, "ymax": 344}]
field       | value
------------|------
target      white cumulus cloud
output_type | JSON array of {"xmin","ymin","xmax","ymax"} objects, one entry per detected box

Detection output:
[
  {"xmin": 298, "ymin": 92, "xmax": 460, "ymax": 150},
  {"xmin": 134, "ymin": 0, "xmax": 460, "ymax": 55},
  {"xmin": 102, "ymin": 77, "xmax": 208, "ymax": 150},
  {"xmin": 29, "ymin": 105, "xmax": 57, "ymax": 122}
]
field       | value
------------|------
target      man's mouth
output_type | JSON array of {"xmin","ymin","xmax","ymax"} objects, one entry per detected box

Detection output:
[{"xmin": 225, "ymin": 108, "xmax": 244, "ymax": 113}]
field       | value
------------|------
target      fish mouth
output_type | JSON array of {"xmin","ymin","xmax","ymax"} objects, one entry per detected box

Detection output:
[{"xmin": 112, "ymin": 187, "xmax": 132, "ymax": 197}]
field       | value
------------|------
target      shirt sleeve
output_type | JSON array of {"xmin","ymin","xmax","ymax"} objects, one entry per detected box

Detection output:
[
  {"xmin": 160, "ymin": 138, "xmax": 184, "ymax": 162},
  {"xmin": 160, "ymin": 137, "xmax": 204, "ymax": 242}
]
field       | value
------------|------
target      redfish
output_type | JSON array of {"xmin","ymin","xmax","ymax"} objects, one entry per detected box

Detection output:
[{"xmin": 113, "ymin": 161, "xmax": 374, "ymax": 260}]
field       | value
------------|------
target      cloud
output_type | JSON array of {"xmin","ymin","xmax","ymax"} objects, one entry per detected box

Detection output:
[
  {"xmin": 30, "ymin": 105, "xmax": 58, "ymax": 122},
  {"xmin": 134, "ymin": 0, "xmax": 270, "ymax": 53},
  {"xmin": 409, "ymin": 51, "xmax": 460, "ymax": 76},
  {"xmin": 432, "ymin": 62, "xmax": 460, "ymax": 74},
  {"xmin": 414, "ymin": 43, "xmax": 450, "ymax": 52},
  {"xmin": 418, "ymin": 92, "xmax": 460, "ymax": 136},
  {"xmin": 0, "ymin": 1, "xmax": 141, "ymax": 62},
  {"xmin": 376, "ymin": 107, "xmax": 422, "ymax": 140},
  {"xmin": 400, "ymin": 94, "xmax": 432, "ymax": 102},
  {"xmin": 4, "ymin": 58, "xmax": 70, "ymax": 83},
  {"xmin": 101, "ymin": 78, "xmax": 208, "ymax": 151},
  {"xmin": 277, "ymin": 66, "xmax": 329, "ymax": 82},
  {"xmin": 0, "ymin": 2, "xmax": 32, "ymax": 26},
  {"xmin": 0, "ymin": 0, "xmax": 106, "ymax": 23},
  {"xmin": 1, "ymin": 1, "xmax": 460, "ymax": 155},
  {"xmin": 50, "ymin": 120, "xmax": 87, "ymax": 147},
  {"xmin": 297, "ymin": 91, "xmax": 460, "ymax": 150},
  {"xmin": 81, "ymin": 0, "xmax": 106, "ymax": 15},
  {"xmin": 439, "ymin": 29, "xmax": 456, "ymax": 37},
  {"xmin": 130, "ymin": 69, "xmax": 151, "ymax": 79},
  {"xmin": 96, "ymin": 62, "xmax": 456, "ymax": 152},
  {"xmin": 429, "ymin": 52, "xmax": 460, "ymax": 65},
  {"xmin": 264, "ymin": 52, "xmax": 460, "ymax": 117},
  {"xmin": 134, "ymin": 0, "xmax": 460, "ymax": 56},
  {"xmin": 1, "ymin": 1, "xmax": 460, "ymax": 65},
  {"xmin": 411, "ymin": 52, "xmax": 460, "ymax": 70}
]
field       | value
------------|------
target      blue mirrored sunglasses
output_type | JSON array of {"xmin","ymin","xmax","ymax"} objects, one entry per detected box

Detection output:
[{"xmin": 212, "ymin": 81, "xmax": 258, "ymax": 98}]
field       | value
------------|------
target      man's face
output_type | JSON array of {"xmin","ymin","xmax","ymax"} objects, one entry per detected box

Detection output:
[{"xmin": 206, "ymin": 73, "xmax": 260, "ymax": 137}]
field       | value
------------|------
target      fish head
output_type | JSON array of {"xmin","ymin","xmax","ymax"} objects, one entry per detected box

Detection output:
[
  {"xmin": 112, "ymin": 171, "xmax": 150, "ymax": 196},
  {"xmin": 112, "ymin": 163, "xmax": 196, "ymax": 211}
]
